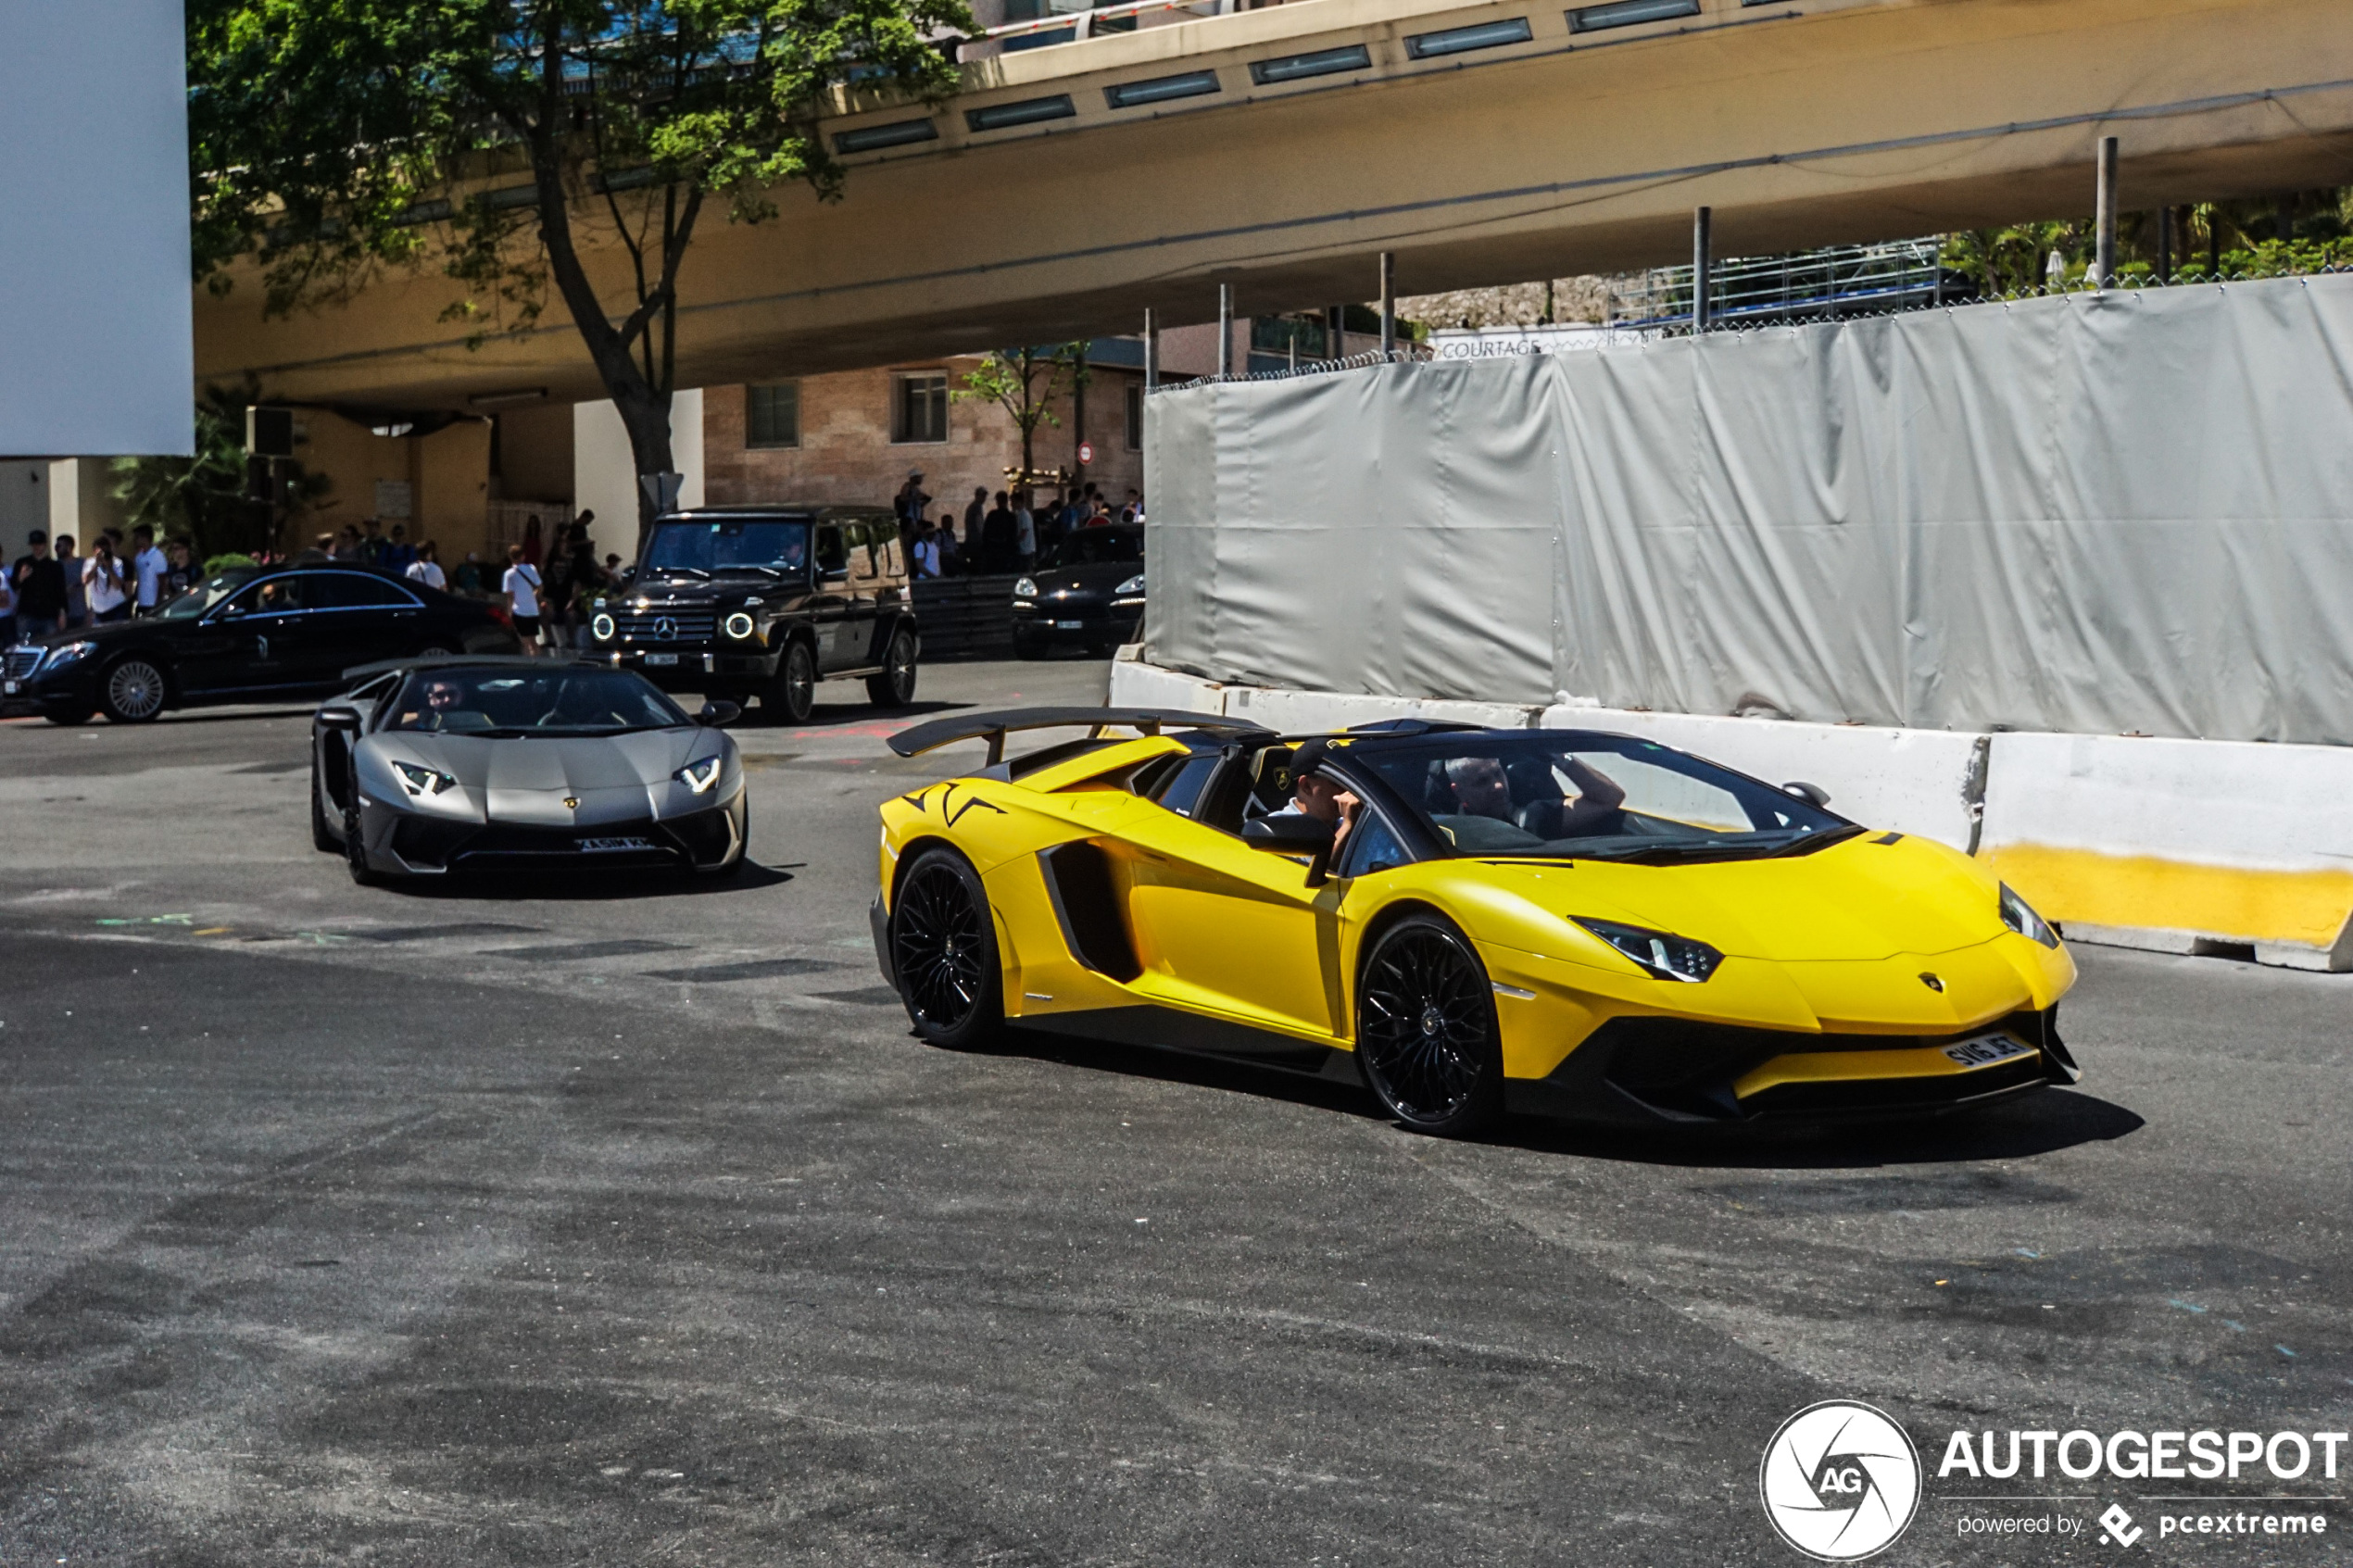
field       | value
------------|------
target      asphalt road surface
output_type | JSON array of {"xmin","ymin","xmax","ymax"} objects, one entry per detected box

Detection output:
[{"xmin": 1, "ymin": 658, "xmax": 2346, "ymax": 1566}]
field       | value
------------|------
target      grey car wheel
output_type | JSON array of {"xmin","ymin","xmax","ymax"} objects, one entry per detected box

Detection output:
[{"xmin": 100, "ymin": 658, "xmax": 167, "ymax": 723}]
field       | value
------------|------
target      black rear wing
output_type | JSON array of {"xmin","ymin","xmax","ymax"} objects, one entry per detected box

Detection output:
[{"xmin": 887, "ymin": 706, "xmax": 1266, "ymax": 765}]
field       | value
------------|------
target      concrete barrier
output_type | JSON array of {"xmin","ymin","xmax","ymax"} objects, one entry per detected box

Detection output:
[
  {"xmin": 1540, "ymin": 705, "xmax": 1988, "ymax": 851},
  {"xmin": 1108, "ymin": 647, "xmax": 1226, "ymax": 714},
  {"xmin": 1221, "ymin": 685, "xmax": 1542, "ymax": 735},
  {"xmin": 1980, "ymin": 732, "xmax": 2353, "ymax": 972},
  {"xmin": 1107, "ymin": 657, "xmax": 2353, "ymax": 972}
]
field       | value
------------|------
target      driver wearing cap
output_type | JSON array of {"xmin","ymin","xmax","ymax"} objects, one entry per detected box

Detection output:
[{"xmin": 1273, "ymin": 737, "xmax": 1360, "ymax": 858}]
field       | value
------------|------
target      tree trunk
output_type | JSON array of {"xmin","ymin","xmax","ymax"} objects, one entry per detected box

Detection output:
[{"xmin": 612, "ymin": 384, "xmax": 677, "ymax": 542}]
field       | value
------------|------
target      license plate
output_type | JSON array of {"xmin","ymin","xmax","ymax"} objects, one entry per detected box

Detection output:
[
  {"xmin": 1054, "ymin": 620, "xmax": 1084, "ymax": 630},
  {"xmin": 578, "ymin": 835, "xmax": 658, "ymax": 853},
  {"xmin": 1943, "ymin": 1033, "xmax": 2032, "ymax": 1068},
  {"xmin": 644, "ymin": 653, "xmax": 679, "ymax": 667}
]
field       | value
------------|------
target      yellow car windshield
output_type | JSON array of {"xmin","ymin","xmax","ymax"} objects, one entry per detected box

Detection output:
[{"xmin": 1353, "ymin": 734, "xmax": 1855, "ymax": 864}]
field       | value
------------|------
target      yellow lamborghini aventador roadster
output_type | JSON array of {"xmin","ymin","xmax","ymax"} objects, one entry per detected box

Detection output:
[{"xmin": 872, "ymin": 709, "xmax": 2079, "ymax": 1136}]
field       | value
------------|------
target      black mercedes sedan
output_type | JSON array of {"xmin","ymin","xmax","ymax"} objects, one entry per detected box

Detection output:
[
  {"xmin": 4, "ymin": 565, "xmax": 521, "ymax": 723},
  {"xmin": 1011, "ymin": 522, "xmax": 1145, "ymax": 658}
]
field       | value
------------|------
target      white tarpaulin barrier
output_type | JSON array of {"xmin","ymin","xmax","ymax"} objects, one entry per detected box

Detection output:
[{"xmin": 1142, "ymin": 276, "xmax": 2353, "ymax": 746}]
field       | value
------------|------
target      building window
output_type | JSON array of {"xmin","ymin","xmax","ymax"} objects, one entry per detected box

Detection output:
[
  {"xmin": 893, "ymin": 373, "xmax": 948, "ymax": 444},
  {"xmin": 746, "ymin": 383, "xmax": 800, "ymax": 448},
  {"xmin": 1125, "ymin": 383, "xmax": 1144, "ymax": 451}
]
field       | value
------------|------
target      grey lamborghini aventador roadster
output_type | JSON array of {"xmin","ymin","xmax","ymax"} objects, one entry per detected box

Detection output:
[{"xmin": 310, "ymin": 656, "xmax": 748, "ymax": 883}]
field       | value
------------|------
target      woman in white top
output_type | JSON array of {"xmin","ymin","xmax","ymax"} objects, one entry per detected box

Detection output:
[
  {"xmin": 405, "ymin": 541, "xmax": 447, "ymax": 592},
  {"xmin": 83, "ymin": 538, "xmax": 130, "ymax": 622},
  {"xmin": 502, "ymin": 545, "xmax": 543, "ymax": 655}
]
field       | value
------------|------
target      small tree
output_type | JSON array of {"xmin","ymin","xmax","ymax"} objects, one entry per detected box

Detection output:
[
  {"xmin": 954, "ymin": 343, "xmax": 1090, "ymax": 481},
  {"xmin": 189, "ymin": 0, "xmax": 970, "ymax": 537}
]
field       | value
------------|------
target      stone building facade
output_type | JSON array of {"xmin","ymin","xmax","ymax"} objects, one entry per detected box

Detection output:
[{"xmin": 700, "ymin": 350, "xmax": 1153, "ymax": 520}]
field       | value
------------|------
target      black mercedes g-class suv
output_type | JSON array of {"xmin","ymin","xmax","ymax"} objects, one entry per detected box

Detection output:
[{"xmin": 590, "ymin": 506, "xmax": 917, "ymax": 722}]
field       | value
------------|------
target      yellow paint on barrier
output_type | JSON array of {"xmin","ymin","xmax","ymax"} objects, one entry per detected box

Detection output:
[{"xmin": 1982, "ymin": 845, "xmax": 2353, "ymax": 950}]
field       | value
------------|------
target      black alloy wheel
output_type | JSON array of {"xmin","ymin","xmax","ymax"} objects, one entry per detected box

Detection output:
[
  {"xmin": 866, "ymin": 627, "xmax": 918, "ymax": 708},
  {"xmin": 889, "ymin": 847, "xmax": 1003, "ymax": 1049},
  {"xmin": 1355, "ymin": 914, "xmax": 1504, "ymax": 1136},
  {"xmin": 769, "ymin": 639, "xmax": 817, "ymax": 725},
  {"xmin": 99, "ymin": 657, "xmax": 167, "ymax": 723},
  {"xmin": 310, "ymin": 751, "xmax": 338, "ymax": 852},
  {"xmin": 343, "ymin": 777, "xmax": 380, "ymax": 886}
]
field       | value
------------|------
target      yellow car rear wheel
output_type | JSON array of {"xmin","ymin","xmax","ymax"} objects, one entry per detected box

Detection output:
[
  {"xmin": 1356, "ymin": 914, "xmax": 1504, "ymax": 1136},
  {"xmin": 890, "ymin": 847, "xmax": 1004, "ymax": 1049}
]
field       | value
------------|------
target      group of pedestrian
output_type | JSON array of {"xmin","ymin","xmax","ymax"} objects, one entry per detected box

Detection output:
[
  {"xmin": 894, "ymin": 475, "xmax": 1144, "ymax": 581},
  {"xmin": 6, "ymin": 525, "xmax": 203, "ymax": 644},
  {"xmin": 503, "ymin": 516, "xmax": 612, "ymax": 657}
]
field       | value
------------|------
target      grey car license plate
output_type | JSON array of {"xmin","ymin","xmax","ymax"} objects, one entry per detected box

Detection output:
[
  {"xmin": 1054, "ymin": 620, "xmax": 1083, "ymax": 630},
  {"xmin": 578, "ymin": 835, "xmax": 658, "ymax": 853},
  {"xmin": 1943, "ymin": 1033, "xmax": 2032, "ymax": 1068},
  {"xmin": 644, "ymin": 653, "xmax": 679, "ymax": 667}
]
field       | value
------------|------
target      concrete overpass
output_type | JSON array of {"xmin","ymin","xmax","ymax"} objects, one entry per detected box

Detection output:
[{"xmin": 196, "ymin": 0, "xmax": 2353, "ymax": 409}]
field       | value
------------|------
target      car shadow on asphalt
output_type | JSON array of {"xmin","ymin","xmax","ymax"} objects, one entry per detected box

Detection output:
[
  {"xmin": 1484, "ymin": 1088, "xmax": 2147, "ymax": 1169},
  {"xmin": 984, "ymin": 1026, "xmax": 2145, "ymax": 1167},
  {"xmin": 373, "ymin": 861, "xmax": 797, "ymax": 901}
]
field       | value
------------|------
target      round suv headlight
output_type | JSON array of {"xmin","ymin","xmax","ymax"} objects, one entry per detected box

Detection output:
[
  {"xmin": 724, "ymin": 611, "xmax": 756, "ymax": 640},
  {"xmin": 591, "ymin": 612, "xmax": 616, "ymax": 641}
]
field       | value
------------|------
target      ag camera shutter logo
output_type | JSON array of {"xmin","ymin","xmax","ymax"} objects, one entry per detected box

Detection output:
[{"xmin": 1760, "ymin": 1401, "xmax": 1922, "ymax": 1560}]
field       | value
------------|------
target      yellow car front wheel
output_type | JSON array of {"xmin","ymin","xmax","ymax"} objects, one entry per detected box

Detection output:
[{"xmin": 1356, "ymin": 914, "xmax": 1504, "ymax": 1136}]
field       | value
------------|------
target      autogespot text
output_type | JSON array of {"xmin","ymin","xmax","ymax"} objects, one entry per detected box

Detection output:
[{"xmin": 1937, "ymin": 1428, "xmax": 2347, "ymax": 1481}]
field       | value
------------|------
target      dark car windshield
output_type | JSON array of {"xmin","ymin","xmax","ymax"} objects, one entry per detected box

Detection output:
[
  {"xmin": 643, "ymin": 519, "xmax": 809, "ymax": 577},
  {"xmin": 384, "ymin": 667, "xmax": 690, "ymax": 735},
  {"xmin": 162, "ymin": 571, "xmax": 258, "ymax": 619},
  {"xmin": 1044, "ymin": 528, "xmax": 1142, "ymax": 568},
  {"xmin": 1350, "ymin": 733, "xmax": 1857, "ymax": 864}
]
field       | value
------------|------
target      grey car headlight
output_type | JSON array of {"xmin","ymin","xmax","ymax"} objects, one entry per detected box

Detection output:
[
  {"xmin": 1573, "ymin": 917, "xmax": 1723, "ymax": 983},
  {"xmin": 675, "ymin": 757, "xmax": 724, "ymax": 795},
  {"xmin": 1999, "ymin": 883, "xmax": 2060, "ymax": 948},
  {"xmin": 591, "ymin": 612, "xmax": 616, "ymax": 641},
  {"xmin": 392, "ymin": 760, "xmax": 458, "ymax": 797}
]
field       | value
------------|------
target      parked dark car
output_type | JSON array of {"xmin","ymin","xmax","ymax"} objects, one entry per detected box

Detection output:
[
  {"xmin": 1011, "ymin": 522, "xmax": 1145, "ymax": 658},
  {"xmin": 589, "ymin": 506, "xmax": 918, "ymax": 723},
  {"xmin": 3, "ymin": 566, "xmax": 520, "ymax": 724}
]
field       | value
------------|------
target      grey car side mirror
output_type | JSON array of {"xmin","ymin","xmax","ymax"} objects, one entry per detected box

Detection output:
[
  {"xmin": 697, "ymin": 699, "xmax": 741, "ymax": 727},
  {"xmin": 317, "ymin": 704, "xmax": 362, "ymax": 731},
  {"xmin": 1781, "ymin": 780, "xmax": 1831, "ymax": 809}
]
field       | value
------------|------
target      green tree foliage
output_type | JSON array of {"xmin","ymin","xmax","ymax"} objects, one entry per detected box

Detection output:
[
  {"xmin": 187, "ymin": 0, "xmax": 971, "ymax": 532},
  {"xmin": 954, "ymin": 344, "xmax": 1089, "ymax": 480},
  {"xmin": 110, "ymin": 384, "xmax": 332, "ymax": 561},
  {"xmin": 1940, "ymin": 188, "xmax": 2353, "ymax": 295}
]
